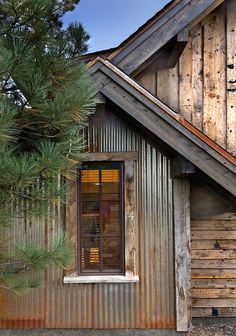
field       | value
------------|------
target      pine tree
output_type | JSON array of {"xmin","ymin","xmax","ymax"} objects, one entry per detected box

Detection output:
[{"xmin": 0, "ymin": 0, "xmax": 95, "ymax": 293}]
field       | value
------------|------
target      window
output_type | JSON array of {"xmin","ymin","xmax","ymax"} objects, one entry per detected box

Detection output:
[
  {"xmin": 64, "ymin": 153, "xmax": 139, "ymax": 284},
  {"xmin": 78, "ymin": 162, "xmax": 124, "ymax": 275}
]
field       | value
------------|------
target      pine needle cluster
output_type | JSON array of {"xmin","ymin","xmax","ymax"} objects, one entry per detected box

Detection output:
[{"xmin": 0, "ymin": 0, "xmax": 95, "ymax": 293}]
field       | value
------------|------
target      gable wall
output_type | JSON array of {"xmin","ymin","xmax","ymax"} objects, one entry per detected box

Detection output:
[
  {"xmin": 135, "ymin": 0, "xmax": 236, "ymax": 156},
  {"xmin": 0, "ymin": 108, "xmax": 176, "ymax": 329}
]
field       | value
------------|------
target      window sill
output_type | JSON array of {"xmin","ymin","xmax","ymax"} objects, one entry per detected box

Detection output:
[{"xmin": 63, "ymin": 275, "xmax": 139, "ymax": 284}]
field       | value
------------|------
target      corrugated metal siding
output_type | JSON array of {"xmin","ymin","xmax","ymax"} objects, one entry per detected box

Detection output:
[
  {"xmin": 0, "ymin": 196, "xmax": 46, "ymax": 328},
  {"xmin": 0, "ymin": 110, "xmax": 175, "ymax": 329}
]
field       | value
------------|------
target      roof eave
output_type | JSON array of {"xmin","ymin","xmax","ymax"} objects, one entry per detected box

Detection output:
[
  {"xmin": 109, "ymin": 0, "xmax": 225, "ymax": 75},
  {"xmin": 88, "ymin": 58, "xmax": 236, "ymax": 196}
]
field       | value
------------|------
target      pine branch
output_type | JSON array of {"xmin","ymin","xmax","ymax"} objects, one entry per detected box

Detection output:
[{"xmin": 0, "ymin": 0, "xmax": 94, "ymax": 294}]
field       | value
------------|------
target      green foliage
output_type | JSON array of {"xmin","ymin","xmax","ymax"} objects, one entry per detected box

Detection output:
[
  {"xmin": 0, "ymin": 233, "xmax": 71, "ymax": 294},
  {"xmin": 0, "ymin": 0, "xmax": 88, "ymax": 58},
  {"xmin": 59, "ymin": 22, "xmax": 90, "ymax": 57},
  {"xmin": 0, "ymin": 97, "xmax": 18, "ymax": 146},
  {"xmin": 0, "ymin": 0, "xmax": 95, "ymax": 293}
]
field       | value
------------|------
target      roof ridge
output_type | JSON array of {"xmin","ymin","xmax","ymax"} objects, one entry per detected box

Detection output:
[{"xmin": 107, "ymin": 0, "xmax": 178, "ymax": 61}]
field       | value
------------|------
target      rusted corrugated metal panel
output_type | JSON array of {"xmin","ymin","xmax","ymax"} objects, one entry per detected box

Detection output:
[
  {"xmin": 138, "ymin": 141, "xmax": 175, "ymax": 328},
  {"xmin": 0, "ymin": 195, "xmax": 46, "ymax": 328},
  {"xmin": 0, "ymin": 110, "xmax": 175, "ymax": 329}
]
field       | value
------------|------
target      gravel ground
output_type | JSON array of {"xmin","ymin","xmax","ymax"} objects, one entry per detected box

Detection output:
[{"xmin": 187, "ymin": 325, "xmax": 236, "ymax": 336}]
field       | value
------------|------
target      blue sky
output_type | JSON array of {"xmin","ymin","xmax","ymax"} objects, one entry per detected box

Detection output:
[{"xmin": 62, "ymin": 0, "xmax": 172, "ymax": 53}]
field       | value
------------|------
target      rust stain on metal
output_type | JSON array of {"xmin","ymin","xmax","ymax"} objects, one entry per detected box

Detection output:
[
  {"xmin": 0, "ymin": 319, "xmax": 45, "ymax": 328},
  {"xmin": 181, "ymin": 119, "xmax": 236, "ymax": 166}
]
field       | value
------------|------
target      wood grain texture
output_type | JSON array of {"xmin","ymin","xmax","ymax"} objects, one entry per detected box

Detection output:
[
  {"xmin": 135, "ymin": 3, "xmax": 236, "ymax": 154},
  {"xmin": 191, "ymin": 259, "xmax": 236, "ymax": 269},
  {"xmin": 82, "ymin": 151, "xmax": 139, "ymax": 162},
  {"xmin": 135, "ymin": 64, "xmax": 156, "ymax": 96},
  {"xmin": 191, "ymin": 25, "xmax": 203, "ymax": 130},
  {"xmin": 192, "ymin": 268, "xmax": 236, "ymax": 279},
  {"xmin": 157, "ymin": 66, "xmax": 179, "ymax": 111},
  {"xmin": 226, "ymin": 0, "xmax": 236, "ymax": 156},
  {"xmin": 190, "ymin": 179, "xmax": 236, "ymax": 317},
  {"xmin": 192, "ymin": 278, "xmax": 236, "ymax": 289},
  {"xmin": 191, "ymin": 249, "xmax": 236, "ymax": 260},
  {"xmin": 192, "ymin": 307, "xmax": 236, "ymax": 317},
  {"xmin": 192, "ymin": 298, "xmax": 236, "ymax": 308},
  {"xmin": 191, "ymin": 239, "xmax": 236, "ymax": 250},
  {"xmin": 179, "ymin": 39, "xmax": 193, "ymax": 122},
  {"xmin": 65, "ymin": 179, "xmax": 78, "ymax": 275},
  {"xmin": 174, "ymin": 178, "xmax": 191, "ymax": 331},
  {"xmin": 192, "ymin": 288, "xmax": 236, "ymax": 299},
  {"xmin": 203, "ymin": 8, "xmax": 226, "ymax": 148},
  {"xmin": 124, "ymin": 160, "xmax": 137, "ymax": 277},
  {"xmin": 191, "ymin": 220, "xmax": 236, "ymax": 230},
  {"xmin": 192, "ymin": 231, "xmax": 236, "ymax": 240}
]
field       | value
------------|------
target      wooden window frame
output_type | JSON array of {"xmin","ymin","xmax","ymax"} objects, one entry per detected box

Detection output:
[
  {"xmin": 64, "ymin": 152, "xmax": 139, "ymax": 284},
  {"xmin": 78, "ymin": 161, "xmax": 125, "ymax": 276}
]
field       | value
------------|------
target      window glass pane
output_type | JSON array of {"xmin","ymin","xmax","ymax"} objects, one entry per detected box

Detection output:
[
  {"xmin": 81, "ymin": 213, "xmax": 100, "ymax": 235},
  {"xmin": 82, "ymin": 200, "xmax": 100, "ymax": 212},
  {"xmin": 101, "ymin": 169, "xmax": 119, "ymax": 202},
  {"xmin": 81, "ymin": 169, "xmax": 100, "ymax": 235},
  {"xmin": 81, "ymin": 237, "xmax": 100, "ymax": 272},
  {"xmin": 101, "ymin": 169, "xmax": 119, "ymax": 182},
  {"xmin": 102, "ymin": 237, "xmax": 122, "ymax": 272},
  {"xmin": 81, "ymin": 170, "xmax": 100, "ymax": 203},
  {"xmin": 81, "ymin": 169, "xmax": 99, "ymax": 185},
  {"xmin": 102, "ymin": 201, "xmax": 120, "ymax": 235},
  {"xmin": 79, "ymin": 163, "xmax": 123, "ymax": 275}
]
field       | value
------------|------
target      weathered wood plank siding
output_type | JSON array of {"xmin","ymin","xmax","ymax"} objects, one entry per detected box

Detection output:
[
  {"xmin": 135, "ymin": 0, "xmax": 236, "ymax": 156},
  {"xmin": 173, "ymin": 179, "xmax": 191, "ymax": 331},
  {"xmin": 226, "ymin": 1, "xmax": 236, "ymax": 155},
  {"xmin": 190, "ymin": 178, "xmax": 236, "ymax": 318},
  {"xmin": 203, "ymin": 7, "xmax": 226, "ymax": 148}
]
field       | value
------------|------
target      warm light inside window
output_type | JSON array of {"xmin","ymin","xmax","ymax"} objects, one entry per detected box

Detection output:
[{"xmin": 79, "ymin": 162, "xmax": 124, "ymax": 275}]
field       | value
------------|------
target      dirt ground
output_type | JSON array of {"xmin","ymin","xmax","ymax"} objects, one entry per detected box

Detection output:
[{"xmin": 187, "ymin": 325, "xmax": 236, "ymax": 336}]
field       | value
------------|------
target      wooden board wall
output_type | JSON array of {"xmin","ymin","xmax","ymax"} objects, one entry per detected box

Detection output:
[
  {"xmin": 135, "ymin": 0, "xmax": 236, "ymax": 156},
  {"xmin": 190, "ymin": 178, "xmax": 236, "ymax": 318}
]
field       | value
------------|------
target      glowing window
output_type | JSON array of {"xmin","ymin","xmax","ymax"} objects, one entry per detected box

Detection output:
[{"xmin": 78, "ymin": 162, "xmax": 124, "ymax": 275}]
